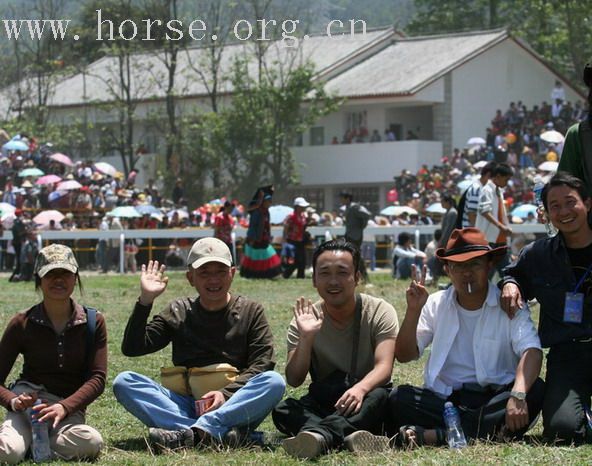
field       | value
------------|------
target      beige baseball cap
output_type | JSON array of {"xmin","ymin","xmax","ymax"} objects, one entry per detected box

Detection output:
[
  {"xmin": 187, "ymin": 237, "xmax": 232, "ymax": 269},
  {"xmin": 34, "ymin": 243, "xmax": 79, "ymax": 277}
]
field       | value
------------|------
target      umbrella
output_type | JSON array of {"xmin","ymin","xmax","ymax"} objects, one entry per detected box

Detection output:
[
  {"xmin": 48, "ymin": 190, "xmax": 68, "ymax": 203},
  {"xmin": 425, "ymin": 203, "xmax": 447, "ymax": 214},
  {"xmin": 0, "ymin": 202, "xmax": 16, "ymax": 216},
  {"xmin": 510, "ymin": 204, "xmax": 538, "ymax": 219},
  {"xmin": 36, "ymin": 174, "xmax": 62, "ymax": 185},
  {"xmin": 538, "ymin": 161, "xmax": 559, "ymax": 172},
  {"xmin": 473, "ymin": 160, "xmax": 489, "ymax": 169},
  {"xmin": 2, "ymin": 140, "xmax": 28, "ymax": 151},
  {"xmin": 135, "ymin": 205, "xmax": 160, "ymax": 215},
  {"xmin": 33, "ymin": 210, "xmax": 65, "ymax": 226},
  {"xmin": 57, "ymin": 180, "xmax": 83, "ymax": 190},
  {"xmin": 467, "ymin": 136, "xmax": 486, "ymax": 146},
  {"xmin": 380, "ymin": 205, "xmax": 418, "ymax": 216},
  {"xmin": 167, "ymin": 209, "xmax": 189, "ymax": 219},
  {"xmin": 269, "ymin": 205, "xmax": 293, "ymax": 224},
  {"xmin": 1, "ymin": 213, "xmax": 15, "ymax": 228},
  {"xmin": 49, "ymin": 152, "xmax": 74, "ymax": 167},
  {"xmin": 18, "ymin": 167, "xmax": 44, "ymax": 177},
  {"xmin": 540, "ymin": 130, "xmax": 564, "ymax": 144},
  {"xmin": 107, "ymin": 206, "xmax": 142, "ymax": 218},
  {"xmin": 94, "ymin": 162, "xmax": 118, "ymax": 177}
]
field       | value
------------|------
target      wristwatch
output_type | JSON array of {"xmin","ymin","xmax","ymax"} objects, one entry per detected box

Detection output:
[{"xmin": 510, "ymin": 390, "xmax": 527, "ymax": 401}]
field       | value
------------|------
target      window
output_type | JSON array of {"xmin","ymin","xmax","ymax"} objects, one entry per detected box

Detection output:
[
  {"xmin": 309, "ymin": 127, "xmax": 324, "ymax": 146},
  {"xmin": 289, "ymin": 131, "xmax": 303, "ymax": 147}
]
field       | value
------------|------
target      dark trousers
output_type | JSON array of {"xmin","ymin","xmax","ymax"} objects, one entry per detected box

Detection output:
[
  {"xmin": 347, "ymin": 238, "xmax": 369, "ymax": 282},
  {"xmin": 272, "ymin": 387, "xmax": 388, "ymax": 448},
  {"xmin": 543, "ymin": 341, "xmax": 592, "ymax": 443},
  {"xmin": 282, "ymin": 240, "xmax": 306, "ymax": 279},
  {"xmin": 9, "ymin": 242, "xmax": 22, "ymax": 281},
  {"xmin": 387, "ymin": 381, "xmax": 545, "ymax": 442}
]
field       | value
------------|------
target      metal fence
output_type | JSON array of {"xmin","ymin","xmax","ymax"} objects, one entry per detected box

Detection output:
[{"xmin": 0, "ymin": 224, "xmax": 548, "ymax": 274}]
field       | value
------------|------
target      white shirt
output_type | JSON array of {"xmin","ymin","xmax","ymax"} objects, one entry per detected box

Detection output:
[
  {"xmin": 438, "ymin": 304, "xmax": 481, "ymax": 390},
  {"xmin": 416, "ymin": 283, "xmax": 541, "ymax": 397},
  {"xmin": 476, "ymin": 180, "xmax": 508, "ymax": 243}
]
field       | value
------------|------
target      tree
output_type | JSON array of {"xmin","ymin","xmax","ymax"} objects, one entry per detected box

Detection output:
[
  {"xmin": 202, "ymin": 59, "xmax": 341, "ymax": 201},
  {"xmin": 406, "ymin": 0, "xmax": 592, "ymax": 86},
  {"xmin": 80, "ymin": 0, "xmax": 153, "ymax": 175}
]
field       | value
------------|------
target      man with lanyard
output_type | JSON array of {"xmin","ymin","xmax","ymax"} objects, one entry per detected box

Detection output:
[
  {"xmin": 390, "ymin": 228, "xmax": 543, "ymax": 447},
  {"xmin": 282, "ymin": 197, "xmax": 311, "ymax": 279},
  {"xmin": 475, "ymin": 163, "xmax": 513, "ymax": 277},
  {"xmin": 501, "ymin": 172, "xmax": 592, "ymax": 443}
]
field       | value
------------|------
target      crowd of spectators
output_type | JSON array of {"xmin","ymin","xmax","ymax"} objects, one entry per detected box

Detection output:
[{"xmin": 0, "ymin": 87, "xmax": 588, "ymax": 274}]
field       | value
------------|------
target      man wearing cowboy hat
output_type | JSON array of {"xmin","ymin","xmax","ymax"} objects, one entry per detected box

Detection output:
[{"xmin": 388, "ymin": 228, "xmax": 544, "ymax": 447}]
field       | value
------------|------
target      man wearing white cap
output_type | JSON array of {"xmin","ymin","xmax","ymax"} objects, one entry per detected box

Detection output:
[
  {"xmin": 282, "ymin": 197, "xmax": 311, "ymax": 279},
  {"xmin": 113, "ymin": 237, "xmax": 285, "ymax": 452}
]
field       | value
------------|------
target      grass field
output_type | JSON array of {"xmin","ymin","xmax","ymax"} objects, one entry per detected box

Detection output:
[{"xmin": 1, "ymin": 272, "xmax": 591, "ymax": 465}]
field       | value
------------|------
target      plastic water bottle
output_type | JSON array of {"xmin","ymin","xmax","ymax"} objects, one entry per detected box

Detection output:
[
  {"xmin": 30, "ymin": 400, "xmax": 51, "ymax": 462},
  {"xmin": 443, "ymin": 402, "xmax": 467, "ymax": 449}
]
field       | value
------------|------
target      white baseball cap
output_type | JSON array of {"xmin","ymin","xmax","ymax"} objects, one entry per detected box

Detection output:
[{"xmin": 293, "ymin": 197, "xmax": 310, "ymax": 208}]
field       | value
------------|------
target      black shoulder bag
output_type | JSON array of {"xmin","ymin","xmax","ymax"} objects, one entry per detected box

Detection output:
[
  {"xmin": 308, "ymin": 294, "xmax": 363, "ymax": 410},
  {"xmin": 84, "ymin": 306, "xmax": 97, "ymax": 381}
]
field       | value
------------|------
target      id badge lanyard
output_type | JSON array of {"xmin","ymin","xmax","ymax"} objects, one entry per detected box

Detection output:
[{"xmin": 564, "ymin": 262, "xmax": 592, "ymax": 324}]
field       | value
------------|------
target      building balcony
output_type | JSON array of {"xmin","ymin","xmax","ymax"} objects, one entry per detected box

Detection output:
[{"xmin": 292, "ymin": 140, "xmax": 443, "ymax": 186}]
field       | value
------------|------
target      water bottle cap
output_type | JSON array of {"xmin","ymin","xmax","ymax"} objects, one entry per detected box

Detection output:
[{"xmin": 444, "ymin": 401, "xmax": 453, "ymax": 408}]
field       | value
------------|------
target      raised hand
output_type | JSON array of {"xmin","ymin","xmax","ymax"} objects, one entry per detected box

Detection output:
[
  {"xmin": 405, "ymin": 264, "xmax": 429, "ymax": 314},
  {"xmin": 293, "ymin": 296, "xmax": 324, "ymax": 340},
  {"xmin": 139, "ymin": 260, "xmax": 169, "ymax": 306}
]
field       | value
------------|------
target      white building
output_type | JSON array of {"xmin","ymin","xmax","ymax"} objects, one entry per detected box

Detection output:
[{"xmin": 7, "ymin": 28, "xmax": 585, "ymax": 210}]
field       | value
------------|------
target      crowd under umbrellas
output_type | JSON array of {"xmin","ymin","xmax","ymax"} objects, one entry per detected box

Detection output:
[{"xmin": 0, "ymin": 114, "xmax": 566, "ymax": 278}]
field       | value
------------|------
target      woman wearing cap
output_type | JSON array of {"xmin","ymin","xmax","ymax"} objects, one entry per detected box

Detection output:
[
  {"xmin": 558, "ymin": 63, "xmax": 592, "ymax": 195},
  {"xmin": 240, "ymin": 186, "xmax": 281, "ymax": 278},
  {"xmin": 0, "ymin": 244, "xmax": 106, "ymax": 463}
]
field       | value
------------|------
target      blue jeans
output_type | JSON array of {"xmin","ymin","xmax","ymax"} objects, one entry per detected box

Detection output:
[
  {"xmin": 395, "ymin": 256, "xmax": 424, "ymax": 279},
  {"xmin": 113, "ymin": 370, "xmax": 285, "ymax": 440}
]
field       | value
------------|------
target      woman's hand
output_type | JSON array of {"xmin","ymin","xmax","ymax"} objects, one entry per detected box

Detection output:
[
  {"xmin": 10, "ymin": 392, "xmax": 38, "ymax": 412},
  {"xmin": 32, "ymin": 401, "xmax": 67, "ymax": 428}
]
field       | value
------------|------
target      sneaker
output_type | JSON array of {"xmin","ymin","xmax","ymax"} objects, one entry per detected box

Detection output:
[
  {"xmin": 282, "ymin": 431, "xmax": 327, "ymax": 459},
  {"xmin": 344, "ymin": 430, "xmax": 391, "ymax": 453},
  {"xmin": 149, "ymin": 428, "xmax": 194, "ymax": 453},
  {"xmin": 223, "ymin": 426, "xmax": 251, "ymax": 448}
]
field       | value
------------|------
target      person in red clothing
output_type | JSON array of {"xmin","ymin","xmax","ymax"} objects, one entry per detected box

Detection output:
[
  {"xmin": 214, "ymin": 201, "xmax": 236, "ymax": 263},
  {"xmin": 282, "ymin": 197, "xmax": 311, "ymax": 279},
  {"xmin": 0, "ymin": 244, "xmax": 106, "ymax": 463}
]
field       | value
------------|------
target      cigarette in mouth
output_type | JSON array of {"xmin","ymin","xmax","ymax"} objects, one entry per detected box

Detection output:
[{"xmin": 467, "ymin": 283, "xmax": 472, "ymax": 294}]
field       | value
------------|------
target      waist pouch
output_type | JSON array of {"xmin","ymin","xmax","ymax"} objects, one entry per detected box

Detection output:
[{"xmin": 160, "ymin": 363, "xmax": 239, "ymax": 399}]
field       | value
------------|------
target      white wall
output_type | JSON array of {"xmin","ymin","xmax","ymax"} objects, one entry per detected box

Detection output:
[
  {"xmin": 293, "ymin": 140, "xmax": 442, "ymax": 185},
  {"xmin": 451, "ymin": 38, "xmax": 585, "ymax": 151}
]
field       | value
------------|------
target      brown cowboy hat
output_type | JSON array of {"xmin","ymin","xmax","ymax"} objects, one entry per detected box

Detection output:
[{"xmin": 436, "ymin": 227, "xmax": 507, "ymax": 263}]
